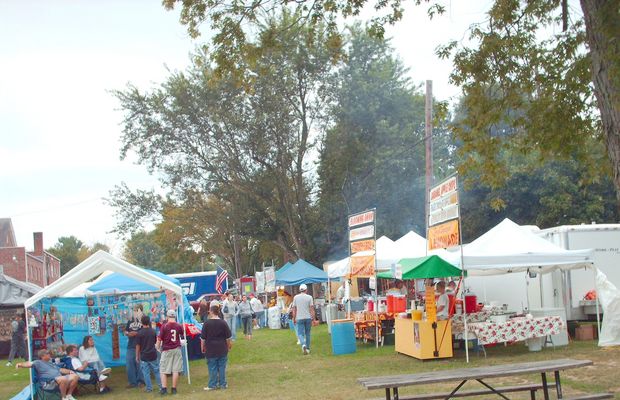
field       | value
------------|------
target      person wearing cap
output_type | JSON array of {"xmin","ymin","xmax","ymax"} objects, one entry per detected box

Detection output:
[
  {"xmin": 157, "ymin": 309, "xmax": 185, "ymax": 395},
  {"xmin": 124, "ymin": 304, "xmax": 145, "ymax": 388},
  {"xmin": 291, "ymin": 283, "xmax": 315, "ymax": 355}
]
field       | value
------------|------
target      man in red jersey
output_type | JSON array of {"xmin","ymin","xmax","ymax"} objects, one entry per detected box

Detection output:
[{"xmin": 157, "ymin": 309, "xmax": 184, "ymax": 395}]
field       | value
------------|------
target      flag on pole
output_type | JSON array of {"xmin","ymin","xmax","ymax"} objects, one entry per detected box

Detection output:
[{"xmin": 215, "ymin": 266, "xmax": 228, "ymax": 294}]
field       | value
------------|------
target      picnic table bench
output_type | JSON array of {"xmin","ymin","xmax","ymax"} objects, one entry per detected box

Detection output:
[{"xmin": 358, "ymin": 358, "xmax": 613, "ymax": 400}]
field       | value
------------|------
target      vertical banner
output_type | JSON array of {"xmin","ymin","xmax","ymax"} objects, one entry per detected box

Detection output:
[
  {"xmin": 428, "ymin": 176, "xmax": 460, "ymax": 250},
  {"xmin": 256, "ymin": 271, "xmax": 265, "ymax": 293},
  {"xmin": 347, "ymin": 209, "xmax": 376, "ymax": 277},
  {"xmin": 264, "ymin": 267, "xmax": 276, "ymax": 292}
]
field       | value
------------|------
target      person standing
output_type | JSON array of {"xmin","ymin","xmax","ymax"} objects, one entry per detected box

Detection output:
[
  {"xmin": 292, "ymin": 284, "xmax": 315, "ymax": 355},
  {"xmin": 124, "ymin": 304, "xmax": 145, "ymax": 388},
  {"xmin": 157, "ymin": 309, "xmax": 185, "ymax": 395},
  {"xmin": 238, "ymin": 295, "xmax": 253, "ymax": 340},
  {"xmin": 435, "ymin": 281, "xmax": 450, "ymax": 320},
  {"xmin": 249, "ymin": 294, "xmax": 264, "ymax": 329},
  {"xmin": 221, "ymin": 293, "xmax": 239, "ymax": 341},
  {"xmin": 6, "ymin": 314, "xmax": 26, "ymax": 366},
  {"xmin": 197, "ymin": 299, "xmax": 209, "ymax": 323},
  {"xmin": 201, "ymin": 304, "xmax": 232, "ymax": 391},
  {"xmin": 135, "ymin": 315, "xmax": 162, "ymax": 393}
]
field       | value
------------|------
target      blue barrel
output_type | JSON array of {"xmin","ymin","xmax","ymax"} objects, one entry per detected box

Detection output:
[{"xmin": 331, "ymin": 319, "xmax": 356, "ymax": 355}]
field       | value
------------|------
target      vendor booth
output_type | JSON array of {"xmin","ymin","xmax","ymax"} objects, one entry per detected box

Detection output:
[
  {"xmin": 23, "ymin": 251, "xmax": 198, "ymax": 391},
  {"xmin": 378, "ymin": 255, "xmax": 462, "ymax": 360}
]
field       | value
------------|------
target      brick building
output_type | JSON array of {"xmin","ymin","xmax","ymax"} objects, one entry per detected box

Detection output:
[{"xmin": 0, "ymin": 218, "xmax": 60, "ymax": 288}]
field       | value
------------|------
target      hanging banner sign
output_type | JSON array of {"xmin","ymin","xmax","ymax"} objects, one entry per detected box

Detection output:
[
  {"xmin": 348, "ymin": 210, "xmax": 375, "ymax": 227},
  {"xmin": 350, "ymin": 239, "xmax": 375, "ymax": 253},
  {"xmin": 264, "ymin": 267, "xmax": 276, "ymax": 292},
  {"xmin": 349, "ymin": 255, "xmax": 375, "ymax": 277},
  {"xmin": 425, "ymin": 284, "xmax": 437, "ymax": 323},
  {"xmin": 349, "ymin": 225, "xmax": 375, "ymax": 241},
  {"xmin": 429, "ymin": 176, "xmax": 457, "ymax": 202},
  {"xmin": 428, "ymin": 219, "xmax": 460, "ymax": 250},
  {"xmin": 256, "ymin": 271, "xmax": 265, "ymax": 293},
  {"xmin": 395, "ymin": 263, "xmax": 403, "ymax": 280},
  {"xmin": 429, "ymin": 203, "xmax": 460, "ymax": 226}
]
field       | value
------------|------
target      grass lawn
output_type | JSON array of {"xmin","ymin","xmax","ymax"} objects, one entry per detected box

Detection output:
[{"xmin": 2, "ymin": 324, "xmax": 618, "ymax": 399}]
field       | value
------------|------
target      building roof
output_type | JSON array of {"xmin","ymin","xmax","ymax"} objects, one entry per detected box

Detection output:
[{"xmin": 0, "ymin": 218, "xmax": 17, "ymax": 248}]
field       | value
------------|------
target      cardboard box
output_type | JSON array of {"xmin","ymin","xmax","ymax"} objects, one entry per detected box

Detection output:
[{"xmin": 575, "ymin": 324, "xmax": 597, "ymax": 341}]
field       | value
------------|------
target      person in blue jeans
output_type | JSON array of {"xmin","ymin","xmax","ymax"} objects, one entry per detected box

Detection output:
[
  {"xmin": 292, "ymin": 283, "xmax": 315, "ymax": 355},
  {"xmin": 201, "ymin": 304, "xmax": 233, "ymax": 391},
  {"xmin": 135, "ymin": 315, "xmax": 162, "ymax": 393},
  {"xmin": 124, "ymin": 304, "xmax": 145, "ymax": 388}
]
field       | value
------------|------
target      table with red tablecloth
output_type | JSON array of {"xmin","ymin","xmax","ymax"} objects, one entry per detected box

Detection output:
[{"xmin": 456, "ymin": 316, "xmax": 564, "ymax": 346}]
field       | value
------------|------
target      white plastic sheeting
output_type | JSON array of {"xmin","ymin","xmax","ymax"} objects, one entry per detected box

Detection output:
[{"xmin": 596, "ymin": 269, "xmax": 620, "ymax": 346}]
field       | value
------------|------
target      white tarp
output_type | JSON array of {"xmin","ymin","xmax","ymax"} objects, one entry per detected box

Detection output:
[
  {"xmin": 25, "ymin": 250, "xmax": 183, "ymax": 307},
  {"xmin": 0, "ymin": 274, "xmax": 41, "ymax": 306},
  {"xmin": 596, "ymin": 269, "xmax": 620, "ymax": 346},
  {"xmin": 445, "ymin": 219, "xmax": 594, "ymax": 275}
]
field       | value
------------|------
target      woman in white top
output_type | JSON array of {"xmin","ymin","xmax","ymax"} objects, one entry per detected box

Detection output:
[{"xmin": 79, "ymin": 335, "xmax": 111, "ymax": 376}]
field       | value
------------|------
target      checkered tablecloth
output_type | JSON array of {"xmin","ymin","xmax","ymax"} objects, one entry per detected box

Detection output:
[{"xmin": 461, "ymin": 316, "xmax": 564, "ymax": 345}]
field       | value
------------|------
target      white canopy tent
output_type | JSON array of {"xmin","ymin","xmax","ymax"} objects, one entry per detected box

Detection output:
[
  {"xmin": 443, "ymin": 219, "xmax": 594, "ymax": 276},
  {"xmin": 24, "ymin": 250, "xmax": 192, "ymax": 386}
]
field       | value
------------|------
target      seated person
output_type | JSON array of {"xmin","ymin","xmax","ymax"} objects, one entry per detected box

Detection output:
[
  {"xmin": 16, "ymin": 349, "xmax": 79, "ymax": 400},
  {"xmin": 78, "ymin": 335, "xmax": 111, "ymax": 376},
  {"xmin": 66, "ymin": 344, "xmax": 110, "ymax": 393}
]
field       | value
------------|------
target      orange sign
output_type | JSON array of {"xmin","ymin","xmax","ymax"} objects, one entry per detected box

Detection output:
[
  {"xmin": 350, "ymin": 239, "xmax": 375, "ymax": 253},
  {"xmin": 425, "ymin": 284, "xmax": 437, "ymax": 322},
  {"xmin": 348, "ymin": 210, "xmax": 375, "ymax": 227},
  {"xmin": 428, "ymin": 219, "xmax": 460, "ymax": 250},
  {"xmin": 429, "ymin": 177, "xmax": 457, "ymax": 202},
  {"xmin": 348, "ymin": 255, "xmax": 375, "ymax": 278}
]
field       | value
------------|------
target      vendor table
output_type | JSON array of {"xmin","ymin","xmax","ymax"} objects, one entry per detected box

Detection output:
[
  {"xmin": 358, "ymin": 358, "xmax": 593, "ymax": 400},
  {"xmin": 453, "ymin": 316, "xmax": 564, "ymax": 346},
  {"xmin": 353, "ymin": 312, "xmax": 395, "ymax": 344}
]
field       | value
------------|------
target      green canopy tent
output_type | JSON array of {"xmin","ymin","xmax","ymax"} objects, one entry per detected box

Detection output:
[{"xmin": 377, "ymin": 255, "xmax": 463, "ymax": 280}]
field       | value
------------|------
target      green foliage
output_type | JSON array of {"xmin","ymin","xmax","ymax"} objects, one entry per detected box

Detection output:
[
  {"xmin": 438, "ymin": 0, "xmax": 620, "ymax": 209},
  {"xmin": 112, "ymin": 12, "xmax": 336, "ymax": 268},
  {"xmin": 47, "ymin": 237, "xmax": 110, "ymax": 275},
  {"xmin": 317, "ymin": 25, "xmax": 453, "ymax": 257},
  {"xmin": 162, "ymin": 0, "xmax": 443, "ymax": 76}
]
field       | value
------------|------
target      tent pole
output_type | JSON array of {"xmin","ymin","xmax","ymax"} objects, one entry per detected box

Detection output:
[
  {"xmin": 593, "ymin": 268, "xmax": 601, "ymax": 339},
  {"xmin": 179, "ymin": 294, "xmax": 191, "ymax": 384},
  {"xmin": 25, "ymin": 304, "xmax": 33, "ymax": 400}
]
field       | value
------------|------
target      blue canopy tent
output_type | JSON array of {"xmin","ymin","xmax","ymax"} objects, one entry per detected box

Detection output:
[
  {"xmin": 275, "ymin": 261, "xmax": 293, "ymax": 282},
  {"xmin": 276, "ymin": 259, "xmax": 328, "ymax": 286},
  {"xmin": 88, "ymin": 269, "xmax": 198, "ymax": 326},
  {"xmin": 24, "ymin": 251, "xmax": 195, "ymax": 388}
]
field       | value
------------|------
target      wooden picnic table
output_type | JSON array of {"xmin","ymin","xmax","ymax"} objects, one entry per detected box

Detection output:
[{"xmin": 358, "ymin": 358, "xmax": 593, "ymax": 400}]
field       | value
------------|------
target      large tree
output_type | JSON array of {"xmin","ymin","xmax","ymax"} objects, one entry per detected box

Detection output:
[
  {"xmin": 110, "ymin": 12, "xmax": 338, "ymax": 267},
  {"xmin": 47, "ymin": 237, "xmax": 110, "ymax": 275},
  {"xmin": 164, "ymin": 0, "xmax": 620, "ymax": 210},
  {"xmin": 317, "ymin": 25, "xmax": 453, "ymax": 258}
]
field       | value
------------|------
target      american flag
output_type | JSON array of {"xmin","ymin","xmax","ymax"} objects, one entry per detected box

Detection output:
[{"xmin": 215, "ymin": 266, "xmax": 228, "ymax": 294}]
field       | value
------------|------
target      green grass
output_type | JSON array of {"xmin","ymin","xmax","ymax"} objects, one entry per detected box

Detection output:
[{"xmin": 2, "ymin": 325, "xmax": 618, "ymax": 399}]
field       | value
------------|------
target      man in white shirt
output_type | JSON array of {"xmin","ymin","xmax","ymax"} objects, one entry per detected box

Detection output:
[
  {"xmin": 67, "ymin": 345, "xmax": 110, "ymax": 393},
  {"xmin": 435, "ymin": 281, "xmax": 449, "ymax": 320},
  {"xmin": 291, "ymin": 284, "xmax": 315, "ymax": 355}
]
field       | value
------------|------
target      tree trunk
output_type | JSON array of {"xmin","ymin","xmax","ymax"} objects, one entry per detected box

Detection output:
[{"xmin": 580, "ymin": 0, "xmax": 620, "ymax": 212}]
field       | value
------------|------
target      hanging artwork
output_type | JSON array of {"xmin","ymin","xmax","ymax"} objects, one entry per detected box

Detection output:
[{"xmin": 88, "ymin": 316, "xmax": 100, "ymax": 335}]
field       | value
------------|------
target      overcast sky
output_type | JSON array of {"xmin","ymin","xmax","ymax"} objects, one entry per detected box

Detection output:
[{"xmin": 0, "ymin": 0, "xmax": 490, "ymax": 255}]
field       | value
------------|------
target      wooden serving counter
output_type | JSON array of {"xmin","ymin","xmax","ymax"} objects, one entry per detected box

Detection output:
[{"xmin": 394, "ymin": 318, "xmax": 453, "ymax": 360}]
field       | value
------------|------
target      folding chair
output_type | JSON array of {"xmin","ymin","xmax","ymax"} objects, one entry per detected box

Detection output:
[
  {"xmin": 32, "ymin": 368, "xmax": 61, "ymax": 400},
  {"xmin": 61, "ymin": 357, "xmax": 100, "ymax": 395}
]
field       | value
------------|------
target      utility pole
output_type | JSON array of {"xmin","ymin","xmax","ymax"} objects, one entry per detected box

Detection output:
[{"xmin": 425, "ymin": 80, "xmax": 434, "ymax": 229}]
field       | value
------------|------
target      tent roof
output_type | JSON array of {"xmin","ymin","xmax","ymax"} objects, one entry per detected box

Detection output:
[
  {"xmin": 88, "ymin": 268, "xmax": 181, "ymax": 294},
  {"xmin": 276, "ymin": 259, "xmax": 327, "ymax": 286},
  {"xmin": 377, "ymin": 255, "xmax": 462, "ymax": 280},
  {"xmin": 447, "ymin": 218, "xmax": 594, "ymax": 275},
  {"xmin": 0, "ymin": 273, "xmax": 41, "ymax": 306},
  {"xmin": 25, "ymin": 251, "xmax": 183, "ymax": 307}
]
